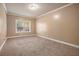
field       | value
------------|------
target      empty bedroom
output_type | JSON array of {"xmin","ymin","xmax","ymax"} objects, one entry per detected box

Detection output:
[{"xmin": 0, "ymin": 3, "xmax": 79, "ymax": 56}]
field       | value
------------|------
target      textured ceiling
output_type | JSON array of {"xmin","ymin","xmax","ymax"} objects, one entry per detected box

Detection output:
[{"xmin": 6, "ymin": 3, "xmax": 67, "ymax": 17}]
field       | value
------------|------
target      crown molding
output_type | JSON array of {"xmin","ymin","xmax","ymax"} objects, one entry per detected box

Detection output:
[
  {"xmin": 38, "ymin": 3, "xmax": 74, "ymax": 18},
  {"xmin": 7, "ymin": 11, "xmax": 37, "ymax": 19}
]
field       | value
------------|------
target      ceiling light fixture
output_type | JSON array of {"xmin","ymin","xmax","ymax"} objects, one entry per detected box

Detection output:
[{"xmin": 28, "ymin": 4, "xmax": 39, "ymax": 10}]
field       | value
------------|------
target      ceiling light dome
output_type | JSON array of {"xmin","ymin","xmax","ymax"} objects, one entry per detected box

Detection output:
[{"xmin": 28, "ymin": 4, "xmax": 39, "ymax": 10}]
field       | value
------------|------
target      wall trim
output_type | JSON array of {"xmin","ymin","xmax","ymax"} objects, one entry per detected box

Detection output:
[
  {"xmin": 2, "ymin": 3, "xmax": 7, "ymax": 13},
  {"xmin": 7, "ymin": 34, "xmax": 36, "ymax": 39},
  {"xmin": 37, "ymin": 35, "xmax": 79, "ymax": 49},
  {"xmin": 38, "ymin": 3, "xmax": 73, "ymax": 18},
  {"xmin": 0, "ymin": 34, "xmax": 35, "ymax": 52},
  {"xmin": 0, "ymin": 38, "xmax": 7, "ymax": 52}
]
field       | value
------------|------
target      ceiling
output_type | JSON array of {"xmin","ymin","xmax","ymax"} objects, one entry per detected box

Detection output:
[{"xmin": 6, "ymin": 3, "xmax": 67, "ymax": 17}]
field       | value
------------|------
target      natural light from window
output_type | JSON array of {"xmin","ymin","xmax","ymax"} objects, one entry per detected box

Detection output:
[{"xmin": 16, "ymin": 19, "xmax": 31, "ymax": 33}]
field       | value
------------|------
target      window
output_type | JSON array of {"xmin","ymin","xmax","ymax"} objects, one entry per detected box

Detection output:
[{"xmin": 16, "ymin": 19, "xmax": 31, "ymax": 33}]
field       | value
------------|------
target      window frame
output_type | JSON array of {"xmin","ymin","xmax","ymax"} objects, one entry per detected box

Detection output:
[{"xmin": 15, "ymin": 18, "xmax": 32, "ymax": 33}]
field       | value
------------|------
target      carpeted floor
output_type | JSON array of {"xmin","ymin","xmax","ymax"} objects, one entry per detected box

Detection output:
[{"xmin": 0, "ymin": 36, "xmax": 79, "ymax": 56}]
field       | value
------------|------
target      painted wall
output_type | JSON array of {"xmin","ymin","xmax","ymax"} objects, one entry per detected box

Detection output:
[
  {"xmin": 0, "ymin": 4, "xmax": 7, "ymax": 47},
  {"xmin": 37, "ymin": 4, "xmax": 79, "ymax": 45},
  {"xmin": 7, "ymin": 15, "xmax": 36, "ymax": 37}
]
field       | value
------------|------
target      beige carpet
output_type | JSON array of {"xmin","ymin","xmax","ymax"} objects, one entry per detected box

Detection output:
[{"xmin": 0, "ymin": 36, "xmax": 79, "ymax": 56}]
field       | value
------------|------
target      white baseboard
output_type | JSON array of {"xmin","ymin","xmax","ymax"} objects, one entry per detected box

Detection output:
[
  {"xmin": 7, "ymin": 34, "xmax": 36, "ymax": 39},
  {"xmin": 0, "ymin": 38, "xmax": 7, "ymax": 51},
  {"xmin": 37, "ymin": 35, "xmax": 79, "ymax": 49},
  {"xmin": 0, "ymin": 34, "xmax": 36, "ymax": 52}
]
